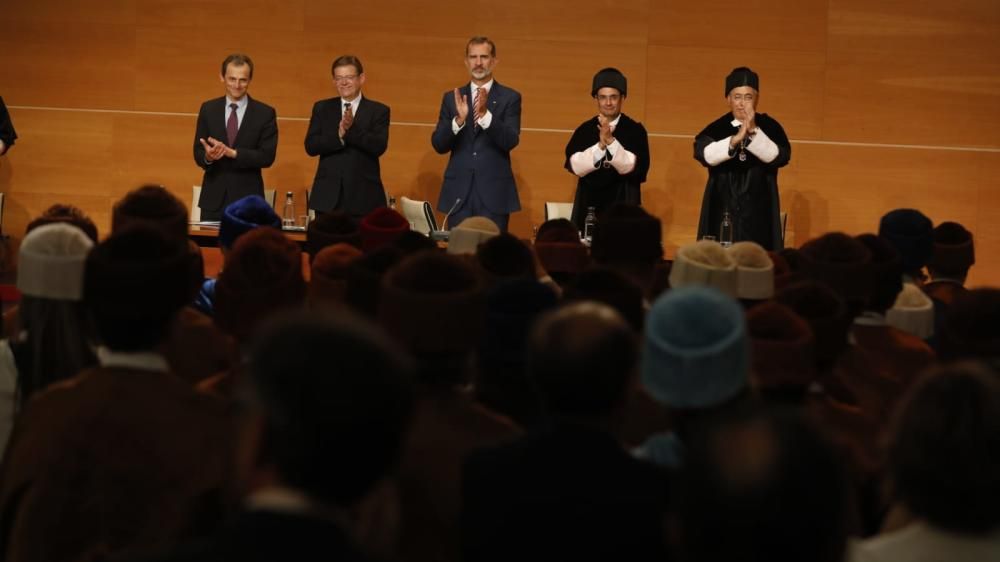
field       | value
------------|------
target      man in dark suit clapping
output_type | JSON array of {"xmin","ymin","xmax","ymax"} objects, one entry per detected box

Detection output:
[
  {"xmin": 432, "ymin": 36, "xmax": 521, "ymax": 232},
  {"xmin": 193, "ymin": 53, "xmax": 278, "ymax": 221},
  {"xmin": 305, "ymin": 55, "xmax": 390, "ymax": 220}
]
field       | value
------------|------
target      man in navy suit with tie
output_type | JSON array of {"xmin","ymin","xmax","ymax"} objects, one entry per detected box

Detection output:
[
  {"xmin": 432, "ymin": 37, "xmax": 521, "ymax": 232},
  {"xmin": 305, "ymin": 55, "xmax": 390, "ymax": 220},
  {"xmin": 193, "ymin": 53, "xmax": 278, "ymax": 220}
]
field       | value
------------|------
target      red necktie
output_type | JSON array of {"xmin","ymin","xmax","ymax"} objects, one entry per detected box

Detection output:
[
  {"xmin": 473, "ymin": 87, "xmax": 486, "ymax": 130},
  {"xmin": 226, "ymin": 103, "xmax": 239, "ymax": 146}
]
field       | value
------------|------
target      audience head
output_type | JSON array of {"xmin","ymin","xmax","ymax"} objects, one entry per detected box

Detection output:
[
  {"xmin": 305, "ymin": 211, "xmax": 361, "ymax": 260},
  {"xmin": 112, "ymin": 184, "xmax": 189, "ymax": 242},
  {"xmin": 927, "ymin": 221, "xmax": 975, "ymax": 281},
  {"xmin": 476, "ymin": 232, "xmax": 535, "ymax": 282},
  {"xmin": 533, "ymin": 218, "xmax": 590, "ymax": 285},
  {"xmin": 219, "ymin": 195, "xmax": 281, "ymax": 250},
  {"xmin": 18, "ymin": 223, "xmax": 93, "ymax": 303},
  {"xmin": 797, "ymin": 232, "xmax": 872, "ymax": 319},
  {"xmin": 878, "ymin": 208, "xmax": 933, "ymax": 278},
  {"xmin": 854, "ymin": 233, "xmax": 903, "ymax": 313},
  {"xmin": 246, "ymin": 311, "xmax": 414, "ymax": 508},
  {"xmin": 590, "ymin": 203, "xmax": 663, "ymax": 269},
  {"xmin": 308, "ymin": 243, "xmax": 363, "ymax": 307},
  {"xmin": 359, "ymin": 207, "xmax": 410, "ymax": 253},
  {"xmin": 669, "ymin": 240, "xmax": 738, "ymax": 297},
  {"xmin": 343, "ymin": 246, "xmax": 404, "ymax": 318},
  {"xmin": 378, "ymin": 251, "xmax": 487, "ymax": 386},
  {"xmin": 26, "ymin": 204, "xmax": 99, "ymax": 242},
  {"xmin": 214, "ymin": 228, "xmax": 306, "ymax": 343},
  {"xmin": 676, "ymin": 406, "xmax": 850, "ymax": 562},
  {"xmin": 528, "ymin": 301, "xmax": 637, "ymax": 420},
  {"xmin": 447, "ymin": 216, "xmax": 500, "ymax": 255},
  {"xmin": 391, "ymin": 230, "xmax": 438, "ymax": 255},
  {"xmin": 84, "ymin": 225, "xmax": 197, "ymax": 351},
  {"xmin": 563, "ymin": 266, "xmax": 645, "ymax": 333},
  {"xmin": 15, "ymin": 223, "xmax": 97, "ymax": 402},
  {"xmin": 938, "ymin": 288, "xmax": 1000, "ymax": 365},
  {"xmin": 727, "ymin": 241, "xmax": 775, "ymax": 302},
  {"xmin": 887, "ymin": 361, "xmax": 1000, "ymax": 534},
  {"xmin": 642, "ymin": 286, "xmax": 749, "ymax": 411},
  {"xmin": 774, "ymin": 280, "xmax": 851, "ymax": 372},
  {"xmin": 475, "ymin": 279, "xmax": 558, "ymax": 425},
  {"xmin": 746, "ymin": 301, "xmax": 816, "ymax": 395}
]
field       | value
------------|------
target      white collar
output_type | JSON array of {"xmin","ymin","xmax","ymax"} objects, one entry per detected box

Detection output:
[
  {"xmin": 246, "ymin": 485, "xmax": 314, "ymax": 515},
  {"xmin": 853, "ymin": 311, "xmax": 887, "ymax": 327},
  {"xmin": 342, "ymin": 93, "xmax": 363, "ymax": 107},
  {"xmin": 226, "ymin": 95, "xmax": 249, "ymax": 109},
  {"xmin": 470, "ymin": 79, "xmax": 495, "ymax": 93},
  {"xmin": 97, "ymin": 347, "xmax": 170, "ymax": 372}
]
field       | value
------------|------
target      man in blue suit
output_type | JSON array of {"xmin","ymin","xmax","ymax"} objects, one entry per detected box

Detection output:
[{"xmin": 431, "ymin": 37, "xmax": 521, "ymax": 232}]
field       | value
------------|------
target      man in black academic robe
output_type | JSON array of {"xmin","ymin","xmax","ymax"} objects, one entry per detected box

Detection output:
[
  {"xmin": 0, "ymin": 96, "xmax": 17, "ymax": 156},
  {"xmin": 694, "ymin": 67, "xmax": 790, "ymax": 250},
  {"xmin": 565, "ymin": 68, "xmax": 650, "ymax": 232}
]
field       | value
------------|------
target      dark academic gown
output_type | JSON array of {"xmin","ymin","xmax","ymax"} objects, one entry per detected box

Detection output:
[
  {"xmin": 0, "ymin": 96, "xmax": 17, "ymax": 155},
  {"xmin": 694, "ymin": 113, "xmax": 790, "ymax": 250},
  {"xmin": 565, "ymin": 114, "xmax": 650, "ymax": 231}
]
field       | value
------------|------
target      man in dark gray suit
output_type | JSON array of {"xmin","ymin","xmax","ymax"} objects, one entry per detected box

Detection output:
[
  {"xmin": 431, "ymin": 36, "xmax": 521, "ymax": 232},
  {"xmin": 193, "ymin": 54, "xmax": 278, "ymax": 221},
  {"xmin": 305, "ymin": 55, "xmax": 390, "ymax": 220}
]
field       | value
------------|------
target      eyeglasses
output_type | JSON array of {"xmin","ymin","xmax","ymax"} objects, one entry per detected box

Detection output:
[{"xmin": 334, "ymin": 75, "xmax": 359, "ymax": 83}]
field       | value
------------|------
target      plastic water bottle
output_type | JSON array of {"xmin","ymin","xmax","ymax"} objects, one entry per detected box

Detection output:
[
  {"xmin": 719, "ymin": 211, "xmax": 733, "ymax": 247},
  {"xmin": 283, "ymin": 191, "xmax": 295, "ymax": 228},
  {"xmin": 584, "ymin": 206, "xmax": 597, "ymax": 245}
]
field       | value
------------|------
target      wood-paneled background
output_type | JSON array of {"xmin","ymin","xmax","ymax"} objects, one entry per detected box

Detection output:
[{"xmin": 1, "ymin": 0, "xmax": 998, "ymax": 284}]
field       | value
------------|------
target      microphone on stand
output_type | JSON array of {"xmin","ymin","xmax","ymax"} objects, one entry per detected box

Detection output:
[
  {"xmin": 441, "ymin": 197, "xmax": 462, "ymax": 231},
  {"xmin": 432, "ymin": 198, "xmax": 462, "ymax": 241}
]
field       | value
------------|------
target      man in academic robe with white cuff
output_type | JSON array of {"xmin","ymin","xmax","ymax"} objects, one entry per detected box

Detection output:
[
  {"xmin": 694, "ymin": 67, "xmax": 790, "ymax": 250},
  {"xmin": 564, "ymin": 68, "xmax": 650, "ymax": 233}
]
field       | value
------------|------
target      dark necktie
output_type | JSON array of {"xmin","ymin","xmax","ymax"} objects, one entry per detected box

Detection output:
[
  {"xmin": 226, "ymin": 103, "xmax": 239, "ymax": 146},
  {"xmin": 344, "ymin": 102, "xmax": 353, "ymax": 122}
]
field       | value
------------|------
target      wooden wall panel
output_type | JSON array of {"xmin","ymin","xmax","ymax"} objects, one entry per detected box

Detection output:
[
  {"xmin": 825, "ymin": 0, "xmax": 1000, "ymax": 146},
  {"xmin": 650, "ymin": 0, "xmax": 828, "ymax": 52},
  {"xmin": 0, "ymin": 21, "xmax": 136, "ymax": 109}
]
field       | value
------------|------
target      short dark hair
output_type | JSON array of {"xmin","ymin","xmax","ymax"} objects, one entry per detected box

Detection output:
[
  {"xmin": 248, "ymin": 311, "xmax": 414, "ymax": 507},
  {"xmin": 27, "ymin": 204, "xmax": 99, "ymax": 242},
  {"xmin": 466, "ymin": 36, "xmax": 496, "ymax": 57},
  {"xmin": 888, "ymin": 361, "xmax": 1000, "ymax": 533},
  {"xmin": 84, "ymin": 225, "xmax": 197, "ymax": 351},
  {"xmin": 476, "ymin": 233, "xmax": 535, "ymax": 281},
  {"xmin": 112, "ymin": 185, "xmax": 189, "ymax": 243},
  {"xmin": 221, "ymin": 53, "xmax": 254, "ymax": 79},
  {"xmin": 331, "ymin": 55, "xmax": 363, "ymax": 76},
  {"xmin": 677, "ymin": 406, "xmax": 851, "ymax": 562},
  {"xmin": 528, "ymin": 301, "xmax": 637, "ymax": 418}
]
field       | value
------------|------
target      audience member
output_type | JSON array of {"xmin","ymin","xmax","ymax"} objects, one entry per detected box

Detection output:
[
  {"xmin": 447, "ymin": 216, "xmax": 500, "ymax": 255},
  {"xmin": 304, "ymin": 210, "xmax": 361, "ymax": 260},
  {"xmin": 0, "ymin": 225, "xmax": 235, "ymax": 562},
  {"xmin": 675, "ymin": 406, "xmax": 851, "ymax": 562},
  {"xmin": 0, "ymin": 223, "xmax": 96, "ymax": 456},
  {"xmin": 636, "ymin": 286, "xmax": 751, "ymax": 468},
  {"xmin": 849, "ymin": 362, "xmax": 1000, "ymax": 561},
  {"xmin": 463, "ymin": 302, "xmax": 670, "ymax": 562},
  {"xmin": 589, "ymin": 203, "xmax": 663, "ymax": 299},
  {"xmin": 358, "ymin": 207, "xmax": 409, "ymax": 253},
  {"xmin": 126, "ymin": 311, "xmax": 415, "ymax": 562},
  {"xmin": 878, "ymin": 208, "xmax": 933, "ymax": 283},
  {"xmin": 377, "ymin": 251, "xmax": 519, "ymax": 562}
]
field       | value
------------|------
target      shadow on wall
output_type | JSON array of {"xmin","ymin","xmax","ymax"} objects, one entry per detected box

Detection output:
[{"xmin": 786, "ymin": 189, "xmax": 829, "ymax": 247}]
